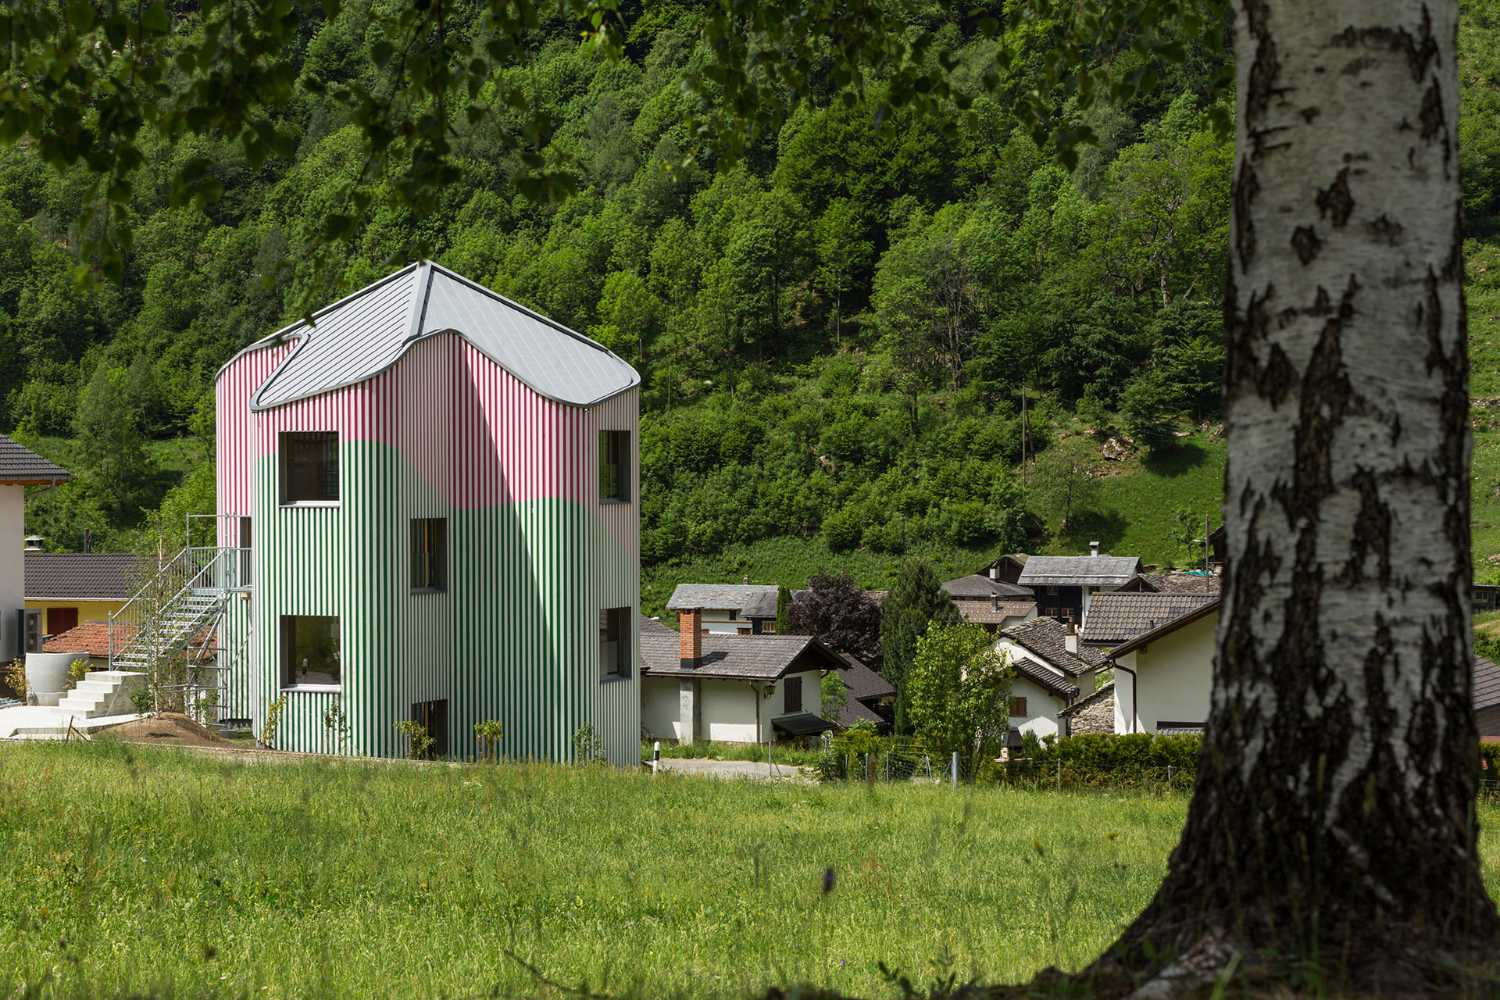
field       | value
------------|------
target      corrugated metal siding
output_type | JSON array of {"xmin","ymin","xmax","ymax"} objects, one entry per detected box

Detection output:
[{"xmin": 220, "ymin": 329, "xmax": 639, "ymax": 763}]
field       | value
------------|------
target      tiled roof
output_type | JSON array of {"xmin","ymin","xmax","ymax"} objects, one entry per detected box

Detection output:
[
  {"xmin": 836, "ymin": 652, "xmax": 895, "ymax": 701},
  {"xmin": 1107, "ymin": 598, "xmax": 1222, "ymax": 658},
  {"xmin": 1018, "ymin": 554, "xmax": 1140, "ymax": 588},
  {"xmin": 1476, "ymin": 656, "xmax": 1500, "ymax": 712},
  {"xmin": 943, "ymin": 574, "xmax": 1034, "ymax": 599},
  {"xmin": 1081, "ymin": 592, "xmax": 1220, "ymax": 646},
  {"xmin": 666, "ymin": 583, "xmax": 779, "ymax": 618},
  {"xmin": 25, "ymin": 553, "xmax": 145, "ymax": 600},
  {"xmin": 1009, "ymin": 655, "xmax": 1080, "ymax": 700},
  {"xmin": 1060, "ymin": 682, "xmax": 1115, "ymax": 717},
  {"xmin": 0, "ymin": 434, "xmax": 70, "ymax": 484},
  {"xmin": 1000, "ymin": 616, "xmax": 1109, "ymax": 676},
  {"xmin": 1122, "ymin": 572, "xmax": 1221, "ymax": 595},
  {"xmin": 43, "ymin": 621, "xmax": 125, "ymax": 657},
  {"xmin": 639, "ymin": 617, "xmax": 843, "ymax": 681},
  {"xmin": 956, "ymin": 599, "xmax": 1037, "ymax": 626}
]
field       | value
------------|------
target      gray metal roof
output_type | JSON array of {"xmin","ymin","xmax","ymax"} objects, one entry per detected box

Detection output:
[
  {"xmin": 1018, "ymin": 554, "xmax": 1140, "ymax": 588},
  {"xmin": 245, "ymin": 261, "xmax": 639, "ymax": 411},
  {"xmin": 666, "ymin": 583, "xmax": 780, "ymax": 618},
  {"xmin": 0, "ymin": 435, "xmax": 70, "ymax": 484}
]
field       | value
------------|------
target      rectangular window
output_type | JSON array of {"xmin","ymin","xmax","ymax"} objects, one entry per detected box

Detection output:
[
  {"xmin": 599, "ymin": 430, "xmax": 630, "ymax": 502},
  {"xmin": 237, "ymin": 516, "xmax": 253, "ymax": 588},
  {"xmin": 281, "ymin": 615, "xmax": 340, "ymax": 688},
  {"xmin": 784, "ymin": 676, "xmax": 803, "ymax": 713},
  {"xmin": 410, "ymin": 518, "xmax": 448, "ymax": 591},
  {"xmin": 599, "ymin": 607, "xmax": 629, "ymax": 679},
  {"xmin": 280, "ymin": 432, "xmax": 339, "ymax": 504},
  {"xmin": 1010, "ymin": 696, "xmax": 1028, "ymax": 717}
]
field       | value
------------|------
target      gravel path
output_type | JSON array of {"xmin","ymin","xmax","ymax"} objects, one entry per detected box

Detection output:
[{"xmin": 653, "ymin": 757, "xmax": 815, "ymax": 782}]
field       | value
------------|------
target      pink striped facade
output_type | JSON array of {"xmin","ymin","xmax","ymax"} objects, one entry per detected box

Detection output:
[{"xmin": 215, "ymin": 332, "xmax": 640, "ymax": 763}]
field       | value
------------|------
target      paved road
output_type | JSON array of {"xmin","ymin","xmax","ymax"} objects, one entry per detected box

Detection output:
[{"xmin": 654, "ymin": 757, "xmax": 814, "ymax": 782}]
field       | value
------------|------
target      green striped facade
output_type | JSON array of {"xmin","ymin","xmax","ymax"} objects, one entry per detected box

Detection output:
[{"xmin": 216, "ymin": 333, "xmax": 640, "ymax": 763}]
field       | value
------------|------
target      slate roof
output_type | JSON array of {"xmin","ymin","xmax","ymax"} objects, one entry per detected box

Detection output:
[
  {"xmin": 1475, "ymin": 656, "xmax": 1500, "ymax": 712},
  {"xmin": 943, "ymin": 573, "xmax": 1034, "ymax": 600},
  {"xmin": 639, "ymin": 617, "xmax": 844, "ymax": 681},
  {"xmin": 1018, "ymin": 554, "xmax": 1140, "ymax": 588},
  {"xmin": 666, "ymin": 583, "xmax": 779, "ymax": 618},
  {"xmin": 25, "ymin": 553, "xmax": 145, "ymax": 600},
  {"xmin": 1009, "ymin": 655, "xmax": 1080, "ymax": 700},
  {"xmin": 1060, "ymin": 682, "xmax": 1116, "ymax": 717},
  {"xmin": 836, "ymin": 653, "xmax": 895, "ymax": 701},
  {"xmin": 955, "ymin": 599, "xmax": 1037, "ymax": 626},
  {"xmin": 234, "ymin": 261, "xmax": 639, "ymax": 411},
  {"xmin": 1121, "ymin": 572, "xmax": 1221, "ymax": 595},
  {"xmin": 999, "ymin": 616, "xmax": 1109, "ymax": 676},
  {"xmin": 830, "ymin": 697, "xmax": 888, "ymax": 729},
  {"xmin": 0, "ymin": 435, "xmax": 70, "ymax": 484},
  {"xmin": 1080, "ymin": 592, "xmax": 1220, "ymax": 646}
]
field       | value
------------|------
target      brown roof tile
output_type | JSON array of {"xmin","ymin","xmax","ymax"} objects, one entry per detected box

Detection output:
[
  {"xmin": 639, "ymin": 617, "xmax": 843, "ymax": 681},
  {"xmin": 1081, "ymin": 591, "xmax": 1220, "ymax": 645},
  {"xmin": 0, "ymin": 434, "xmax": 70, "ymax": 484}
]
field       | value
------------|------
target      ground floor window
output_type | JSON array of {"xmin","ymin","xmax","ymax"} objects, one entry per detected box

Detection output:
[
  {"xmin": 784, "ymin": 675, "xmax": 803, "ymax": 713},
  {"xmin": 281, "ymin": 615, "xmax": 340, "ymax": 687},
  {"xmin": 600, "ymin": 607, "xmax": 630, "ymax": 679}
]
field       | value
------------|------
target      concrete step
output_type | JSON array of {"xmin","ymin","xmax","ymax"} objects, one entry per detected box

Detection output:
[{"xmin": 56, "ymin": 672, "xmax": 145, "ymax": 719}]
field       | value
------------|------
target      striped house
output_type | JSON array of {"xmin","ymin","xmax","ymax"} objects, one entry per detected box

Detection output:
[{"xmin": 215, "ymin": 261, "xmax": 641, "ymax": 764}]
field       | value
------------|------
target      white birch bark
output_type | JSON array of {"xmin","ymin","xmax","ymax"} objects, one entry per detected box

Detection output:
[{"xmin": 1102, "ymin": 0, "xmax": 1498, "ymax": 990}]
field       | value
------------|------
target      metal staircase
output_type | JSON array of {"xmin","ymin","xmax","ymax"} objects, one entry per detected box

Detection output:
[{"xmin": 108, "ymin": 514, "xmax": 249, "ymax": 726}]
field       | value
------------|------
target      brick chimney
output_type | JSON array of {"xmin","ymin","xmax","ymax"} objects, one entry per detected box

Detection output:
[{"xmin": 678, "ymin": 608, "xmax": 703, "ymax": 668}]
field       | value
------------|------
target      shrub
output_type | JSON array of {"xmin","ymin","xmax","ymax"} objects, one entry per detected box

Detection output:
[
  {"xmin": 985, "ymin": 732, "xmax": 1203, "ymax": 790},
  {"xmin": 474, "ymin": 720, "xmax": 504, "ymax": 762}
]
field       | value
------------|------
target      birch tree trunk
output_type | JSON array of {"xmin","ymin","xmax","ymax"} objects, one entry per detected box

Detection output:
[{"xmin": 1088, "ymin": 0, "xmax": 1499, "ymax": 992}]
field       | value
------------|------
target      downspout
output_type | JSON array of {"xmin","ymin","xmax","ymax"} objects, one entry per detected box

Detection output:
[{"xmin": 1113, "ymin": 660, "xmax": 1139, "ymax": 733}]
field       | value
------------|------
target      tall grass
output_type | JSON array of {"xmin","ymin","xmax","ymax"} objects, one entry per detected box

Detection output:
[{"xmin": 6, "ymin": 743, "xmax": 1500, "ymax": 998}]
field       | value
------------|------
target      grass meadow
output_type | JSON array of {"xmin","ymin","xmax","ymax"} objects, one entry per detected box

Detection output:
[{"xmin": 6, "ymin": 743, "xmax": 1500, "ymax": 999}]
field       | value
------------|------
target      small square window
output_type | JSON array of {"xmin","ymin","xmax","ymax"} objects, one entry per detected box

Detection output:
[
  {"xmin": 281, "ymin": 615, "xmax": 340, "ymax": 687},
  {"xmin": 600, "ymin": 607, "xmax": 630, "ymax": 680},
  {"xmin": 1010, "ymin": 696, "xmax": 1028, "ymax": 717},
  {"xmin": 784, "ymin": 676, "xmax": 803, "ymax": 713},
  {"xmin": 599, "ymin": 430, "xmax": 630, "ymax": 502},
  {"xmin": 411, "ymin": 518, "xmax": 448, "ymax": 591},
  {"xmin": 280, "ymin": 432, "xmax": 339, "ymax": 503}
]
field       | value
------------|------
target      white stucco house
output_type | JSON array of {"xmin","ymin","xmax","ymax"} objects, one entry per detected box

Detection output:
[
  {"xmin": 1108, "ymin": 598, "xmax": 1219, "ymax": 734},
  {"xmin": 665, "ymin": 583, "xmax": 781, "ymax": 635},
  {"xmin": 994, "ymin": 617, "xmax": 1109, "ymax": 740},
  {"xmin": 639, "ymin": 613, "xmax": 845, "ymax": 744},
  {"xmin": 0, "ymin": 435, "xmax": 71, "ymax": 661}
]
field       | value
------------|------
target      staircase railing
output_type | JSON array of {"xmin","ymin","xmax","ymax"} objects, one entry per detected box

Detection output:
[{"xmin": 107, "ymin": 545, "xmax": 250, "ymax": 669}]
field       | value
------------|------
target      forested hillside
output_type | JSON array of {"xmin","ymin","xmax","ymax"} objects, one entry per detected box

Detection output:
[{"xmin": 3, "ymin": 2, "xmax": 1499, "ymax": 597}]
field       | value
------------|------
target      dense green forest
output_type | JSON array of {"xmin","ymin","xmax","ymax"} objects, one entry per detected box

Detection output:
[{"xmin": 4, "ymin": 2, "xmax": 1500, "ymax": 600}]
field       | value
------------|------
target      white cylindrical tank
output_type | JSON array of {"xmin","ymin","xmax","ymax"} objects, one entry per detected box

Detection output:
[{"xmin": 24, "ymin": 651, "xmax": 74, "ymax": 706}]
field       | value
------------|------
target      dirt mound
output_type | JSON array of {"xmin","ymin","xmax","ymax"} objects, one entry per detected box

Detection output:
[{"xmin": 101, "ymin": 713, "xmax": 230, "ymax": 748}]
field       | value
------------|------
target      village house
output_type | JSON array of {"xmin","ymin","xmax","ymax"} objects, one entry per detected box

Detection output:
[
  {"xmin": 189, "ymin": 260, "xmax": 641, "ymax": 761},
  {"xmin": 1476, "ymin": 655, "xmax": 1500, "ymax": 740},
  {"xmin": 0, "ymin": 435, "xmax": 70, "ymax": 661},
  {"xmin": 639, "ymin": 612, "xmax": 844, "ymax": 743},
  {"xmin": 827, "ymin": 652, "xmax": 895, "ymax": 731},
  {"xmin": 1107, "ymin": 598, "xmax": 1219, "ymax": 734},
  {"xmin": 942, "ymin": 567, "xmax": 1036, "ymax": 631},
  {"xmin": 994, "ymin": 616, "xmax": 1108, "ymax": 740},
  {"xmin": 1016, "ymin": 544, "xmax": 1140, "ymax": 623},
  {"xmin": 665, "ymin": 583, "xmax": 780, "ymax": 634},
  {"xmin": 25, "ymin": 552, "xmax": 144, "ymax": 638},
  {"xmin": 1078, "ymin": 590, "xmax": 1220, "ymax": 651}
]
